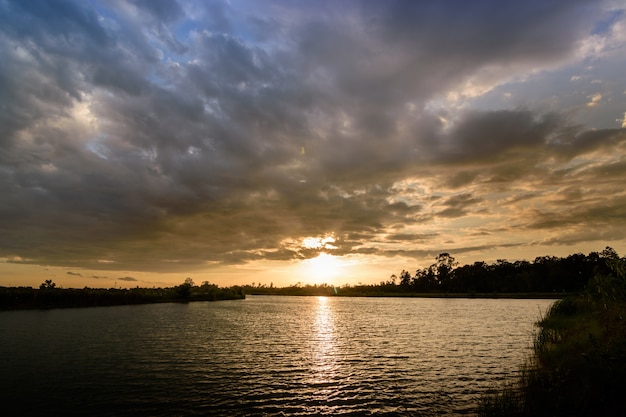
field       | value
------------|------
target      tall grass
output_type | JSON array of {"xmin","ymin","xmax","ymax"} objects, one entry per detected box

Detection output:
[{"xmin": 479, "ymin": 257, "xmax": 626, "ymax": 417}]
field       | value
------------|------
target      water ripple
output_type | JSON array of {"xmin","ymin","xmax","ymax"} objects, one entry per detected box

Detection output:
[{"xmin": 0, "ymin": 296, "xmax": 554, "ymax": 416}]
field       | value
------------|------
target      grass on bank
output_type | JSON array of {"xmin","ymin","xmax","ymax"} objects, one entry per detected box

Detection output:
[{"xmin": 479, "ymin": 256, "xmax": 626, "ymax": 417}]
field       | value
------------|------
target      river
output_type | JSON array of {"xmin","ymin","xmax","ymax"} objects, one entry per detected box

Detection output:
[{"xmin": 0, "ymin": 295, "xmax": 555, "ymax": 416}]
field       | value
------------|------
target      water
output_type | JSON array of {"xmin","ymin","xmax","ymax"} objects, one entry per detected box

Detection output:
[{"xmin": 0, "ymin": 296, "xmax": 554, "ymax": 416}]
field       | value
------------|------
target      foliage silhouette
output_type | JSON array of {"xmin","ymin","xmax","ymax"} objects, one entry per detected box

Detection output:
[
  {"xmin": 176, "ymin": 277, "xmax": 195, "ymax": 299},
  {"xmin": 0, "ymin": 280, "xmax": 244, "ymax": 310},
  {"xmin": 479, "ymin": 251, "xmax": 626, "ymax": 416},
  {"xmin": 39, "ymin": 279, "xmax": 56, "ymax": 290},
  {"xmin": 243, "ymin": 248, "xmax": 618, "ymax": 297}
]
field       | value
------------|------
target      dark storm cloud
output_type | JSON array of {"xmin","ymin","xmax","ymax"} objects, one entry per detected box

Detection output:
[
  {"xmin": 0, "ymin": 0, "xmax": 624, "ymax": 272},
  {"xmin": 440, "ymin": 110, "xmax": 562, "ymax": 162}
]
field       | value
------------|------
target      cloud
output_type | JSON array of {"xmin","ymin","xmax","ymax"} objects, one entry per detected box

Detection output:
[
  {"xmin": 587, "ymin": 93, "xmax": 603, "ymax": 107},
  {"xmin": 118, "ymin": 276, "xmax": 138, "ymax": 282},
  {"xmin": 0, "ymin": 0, "xmax": 624, "ymax": 277},
  {"xmin": 129, "ymin": 0, "xmax": 185, "ymax": 23},
  {"xmin": 436, "ymin": 193, "xmax": 484, "ymax": 219}
]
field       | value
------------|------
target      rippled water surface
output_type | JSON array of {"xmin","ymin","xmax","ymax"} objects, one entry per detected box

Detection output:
[{"xmin": 0, "ymin": 296, "xmax": 555, "ymax": 416}]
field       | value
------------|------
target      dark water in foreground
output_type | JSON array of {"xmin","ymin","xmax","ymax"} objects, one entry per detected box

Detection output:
[{"xmin": 0, "ymin": 296, "xmax": 554, "ymax": 416}]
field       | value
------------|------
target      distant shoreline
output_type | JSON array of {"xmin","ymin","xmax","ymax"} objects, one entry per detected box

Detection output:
[
  {"xmin": 1, "ymin": 287, "xmax": 563, "ymax": 311},
  {"xmin": 0, "ymin": 285, "xmax": 245, "ymax": 311},
  {"xmin": 246, "ymin": 291, "xmax": 564, "ymax": 299}
]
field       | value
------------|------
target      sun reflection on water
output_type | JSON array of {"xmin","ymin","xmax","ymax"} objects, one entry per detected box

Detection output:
[{"xmin": 309, "ymin": 296, "xmax": 338, "ymax": 387}]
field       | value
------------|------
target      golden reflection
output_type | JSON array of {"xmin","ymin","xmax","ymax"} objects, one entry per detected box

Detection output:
[{"xmin": 309, "ymin": 296, "xmax": 338, "ymax": 386}]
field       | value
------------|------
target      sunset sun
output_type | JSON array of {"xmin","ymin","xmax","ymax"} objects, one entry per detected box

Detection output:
[
  {"xmin": 3, "ymin": 0, "xmax": 626, "ymax": 415},
  {"xmin": 0, "ymin": 0, "xmax": 624, "ymax": 292},
  {"xmin": 301, "ymin": 253, "xmax": 344, "ymax": 284}
]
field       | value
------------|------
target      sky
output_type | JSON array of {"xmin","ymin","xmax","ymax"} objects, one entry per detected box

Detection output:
[{"xmin": 1, "ymin": 0, "xmax": 626, "ymax": 289}]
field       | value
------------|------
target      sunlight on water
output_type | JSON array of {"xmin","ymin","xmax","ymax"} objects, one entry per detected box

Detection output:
[
  {"xmin": 310, "ymin": 296, "xmax": 337, "ymax": 386},
  {"xmin": 0, "ymin": 296, "xmax": 556, "ymax": 416}
]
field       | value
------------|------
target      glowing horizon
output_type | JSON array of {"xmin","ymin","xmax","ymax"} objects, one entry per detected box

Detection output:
[{"xmin": 1, "ymin": 1, "xmax": 625, "ymax": 289}]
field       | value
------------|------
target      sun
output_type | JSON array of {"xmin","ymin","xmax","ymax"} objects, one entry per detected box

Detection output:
[{"xmin": 301, "ymin": 253, "xmax": 344, "ymax": 284}]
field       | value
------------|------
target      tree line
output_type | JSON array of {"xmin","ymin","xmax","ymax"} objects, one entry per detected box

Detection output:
[
  {"xmin": 385, "ymin": 247, "xmax": 619, "ymax": 295},
  {"xmin": 243, "ymin": 247, "xmax": 621, "ymax": 297},
  {"xmin": 0, "ymin": 278, "xmax": 244, "ymax": 310},
  {"xmin": 7, "ymin": 247, "xmax": 618, "ymax": 307}
]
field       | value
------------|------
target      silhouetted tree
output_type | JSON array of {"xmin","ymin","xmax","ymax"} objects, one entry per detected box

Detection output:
[
  {"xmin": 389, "ymin": 274, "xmax": 398, "ymax": 285},
  {"xmin": 394, "ymin": 248, "xmax": 619, "ymax": 295},
  {"xmin": 39, "ymin": 279, "xmax": 56, "ymax": 290},
  {"xmin": 176, "ymin": 278, "xmax": 195, "ymax": 299},
  {"xmin": 434, "ymin": 253, "xmax": 458, "ymax": 290},
  {"xmin": 413, "ymin": 266, "xmax": 437, "ymax": 292},
  {"xmin": 399, "ymin": 270, "xmax": 412, "ymax": 288}
]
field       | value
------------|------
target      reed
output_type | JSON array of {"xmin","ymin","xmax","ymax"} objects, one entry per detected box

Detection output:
[{"xmin": 479, "ymin": 257, "xmax": 626, "ymax": 417}]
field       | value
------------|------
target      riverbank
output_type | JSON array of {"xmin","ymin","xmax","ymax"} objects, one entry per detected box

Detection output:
[
  {"xmin": 245, "ymin": 286, "xmax": 565, "ymax": 299},
  {"xmin": 479, "ymin": 256, "xmax": 626, "ymax": 417},
  {"xmin": 0, "ymin": 285, "xmax": 245, "ymax": 310}
]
